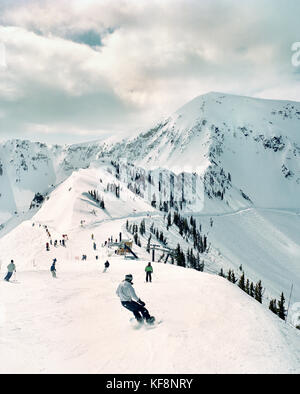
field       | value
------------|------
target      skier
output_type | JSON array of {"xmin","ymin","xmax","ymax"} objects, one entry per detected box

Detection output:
[
  {"xmin": 116, "ymin": 274, "xmax": 155, "ymax": 324},
  {"xmin": 93, "ymin": 242, "xmax": 97, "ymax": 250},
  {"xmin": 46, "ymin": 242, "xmax": 50, "ymax": 251},
  {"xmin": 103, "ymin": 260, "xmax": 110, "ymax": 273},
  {"xmin": 50, "ymin": 259, "xmax": 57, "ymax": 278},
  {"xmin": 4, "ymin": 260, "xmax": 16, "ymax": 282},
  {"xmin": 145, "ymin": 262, "xmax": 153, "ymax": 283}
]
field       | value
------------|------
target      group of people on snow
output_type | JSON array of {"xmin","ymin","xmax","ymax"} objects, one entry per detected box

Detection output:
[
  {"xmin": 3, "ymin": 222, "xmax": 155, "ymax": 325},
  {"xmin": 46, "ymin": 238, "xmax": 67, "ymax": 251},
  {"xmin": 3, "ymin": 258, "xmax": 155, "ymax": 325}
]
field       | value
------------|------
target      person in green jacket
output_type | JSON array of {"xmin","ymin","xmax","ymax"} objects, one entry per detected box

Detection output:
[
  {"xmin": 145, "ymin": 262, "xmax": 153, "ymax": 283},
  {"xmin": 4, "ymin": 260, "xmax": 16, "ymax": 282}
]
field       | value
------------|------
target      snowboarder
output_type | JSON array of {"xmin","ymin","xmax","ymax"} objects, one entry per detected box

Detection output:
[
  {"xmin": 103, "ymin": 260, "xmax": 110, "ymax": 273},
  {"xmin": 116, "ymin": 274, "xmax": 155, "ymax": 324},
  {"xmin": 4, "ymin": 260, "xmax": 16, "ymax": 282},
  {"xmin": 145, "ymin": 262, "xmax": 153, "ymax": 282},
  {"xmin": 50, "ymin": 258, "xmax": 57, "ymax": 278}
]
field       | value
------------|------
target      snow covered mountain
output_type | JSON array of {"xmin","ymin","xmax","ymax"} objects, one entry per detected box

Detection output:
[
  {"xmin": 106, "ymin": 92, "xmax": 300, "ymax": 211},
  {"xmin": 1, "ymin": 92, "xmax": 300, "ymax": 230},
  {"xmin": 0, "ymin": 139, "xmax": 105, "ymax": 232},
  {"xmin": 1, "ymin": 92, "xmax": 300, "ymax": 373}
]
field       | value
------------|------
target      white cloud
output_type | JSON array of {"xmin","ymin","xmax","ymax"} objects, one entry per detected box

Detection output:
[{"xmin": 0, "ymin": 0, "xmax": 299, "ymax": 144}]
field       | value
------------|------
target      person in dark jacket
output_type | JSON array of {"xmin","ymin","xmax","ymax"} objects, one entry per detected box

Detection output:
[
  {"xmin": 103, "ymin": 260, "xmax": 110, "ymax": 273},
  {"xmin": 50, "ymin": 258, "xmax": 57, "ymax": 278}
]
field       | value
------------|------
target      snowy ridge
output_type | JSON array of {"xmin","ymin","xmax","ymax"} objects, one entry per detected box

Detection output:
[{"xmin": 0, "ymin": 139, "xmax": 105, "ymax": 231}]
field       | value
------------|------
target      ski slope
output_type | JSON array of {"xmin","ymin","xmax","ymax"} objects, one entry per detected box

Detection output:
[
  {"xmin": 194, "ymin": 208, "xmax": 300, "ymax": 304},
  {"xmin": 0, "ymin": 164, "xmax": 300, "ymax": 374},
  {"xmin": 1, "ymin": 257, "xmax": 299, "ymax": 374}
]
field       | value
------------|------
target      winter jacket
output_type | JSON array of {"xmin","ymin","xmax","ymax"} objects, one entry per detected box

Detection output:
[
  {"xmin": 145, "ymin": 265, "xmax": 153, "ymax": 272},
  {"xmin": 7, "ymin": 262, "xmax": 16, "ymax": 273},
  {"xmin": 50, "ymin": 265, "xmax": 56, "ymax": 272},
  {"xmin": 116, "ymin": 280, "xmax": 139, "ymax": 302}
]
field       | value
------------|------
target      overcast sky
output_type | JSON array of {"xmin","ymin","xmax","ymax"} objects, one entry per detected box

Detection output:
[{"xmin": 0, "ymin": 0, "xmax": 299, "ymax": 145}]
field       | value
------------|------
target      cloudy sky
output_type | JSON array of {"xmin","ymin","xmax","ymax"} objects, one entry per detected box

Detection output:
[{"xmin": 0, "ymin": 0, "xmax": 299, "ymax": 145}]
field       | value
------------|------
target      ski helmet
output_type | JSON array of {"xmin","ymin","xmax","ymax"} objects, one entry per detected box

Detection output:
[{"xmin": 125, "ymin": 274, "xmax": 133, "ymax": 282}]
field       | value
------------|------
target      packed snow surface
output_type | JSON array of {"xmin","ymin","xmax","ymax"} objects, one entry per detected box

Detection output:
[{"xmin": 1, "ymin": 257, "xmax": 299, "ymax": 374}]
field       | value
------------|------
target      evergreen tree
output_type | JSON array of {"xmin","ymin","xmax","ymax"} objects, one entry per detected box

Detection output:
[
  {"xmin": 231, "ymin": 270, "xmax": 237, "ymax": 284},
  {"xmin": 254, "ymin": 280, "xmax": 263, "ymax": 303},
  {"xmin": 219, "ymin": 268, "xmax": 226, "ymax": 278},
  {"xmin": 238, "ymin": 272, "xmax": 245, "ymax": 291},
  {"xmin": 227, "ymin": 269, "xmax": 232, "ymax": 282},
  {"xmin": 197, "ymin": 260, "xmax": 204, "ymax": 272},
  {"xmin": 277, "ymin": 292, "xmax": 286, "ymax": 320},
  {"xmin": 175, "ymin": 244, "xmax": 186, "ymax": 267},
  {"xmin": 150, "ymin": 222, "xmax": 154, "ymax": 234},
  {"xmin": 167, "ymin": 212, "xmax": 172, "ymax": 229},
  {"xmin": 249, "ymin": 282, "xmax": 255, "ymax": 298},
  {"xmin": 269, "ymin": 299, "xmax": 278, "ymax": 315},
  {"xmin": 245, "ymin": 279, "xmax": 250, "ymax": 295},
  {"xmin": 151, "ymin": 193, "xmax": 157, "ymax": 208},
  {"xmin": 139, "ymin": 219, "xmax": 146, "ymax": 236},
  {"xmin": 146, "ymin": 235, "xmax": 151, "ymax": 253}
]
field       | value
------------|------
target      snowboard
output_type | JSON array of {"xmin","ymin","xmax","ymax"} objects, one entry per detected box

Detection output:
[
  {"xmin": 3, "ymin": 279, "xmax": 20, "ymax": 284},
  {"xmin": 144, "ymin": 319, "xmax": 163, "ymax": 329},
  {"xmin": 130, "ymin": 317, "xmax": 161, "ymax": 329}
]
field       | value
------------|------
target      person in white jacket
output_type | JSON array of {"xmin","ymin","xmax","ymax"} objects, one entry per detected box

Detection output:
[{"xmin": 116, "ymin": 274, "xmax": 155, "ymax": 324}]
